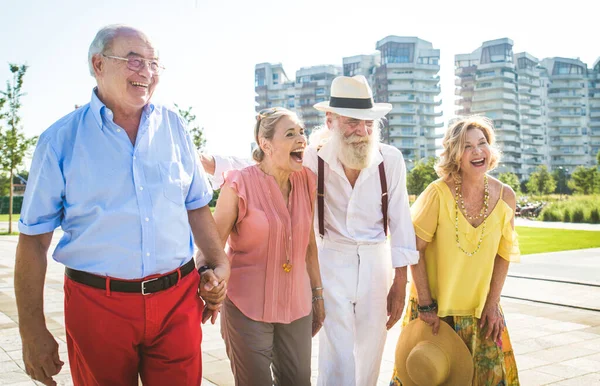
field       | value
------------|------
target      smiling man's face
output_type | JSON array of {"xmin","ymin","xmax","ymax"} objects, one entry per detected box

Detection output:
[{"xmin": 95, "ymin": 31, "xmax": 159, "ymax": 112}]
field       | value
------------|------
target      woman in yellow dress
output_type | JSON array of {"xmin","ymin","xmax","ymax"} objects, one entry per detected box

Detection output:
[{"xmin": 390, "ymin": 116, "xmax": 520, "ymax": 385}]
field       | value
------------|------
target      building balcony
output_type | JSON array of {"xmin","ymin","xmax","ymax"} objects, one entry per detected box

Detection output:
[
  {"xmin": 519, "ymin": 98, "xmax": 541, "ymax": 106},
  {"xmin": 550, "ymin": 139, "xmax": 584, "ymax": 146},
  {"xmin": 591, "ymin": 130, "xmax": 600, "ymax": 136},
  {"xmin": 419, "ymin": 110, "xmax": 443, "ymax": 117},
  {"xmin": 497, "ymin": 124, "xmax": 519, "ymax": 133},
  {"xmin": 548, "ymin": 83, "xmax": 584, "ymax": 90},
  {"xmin": 549, "ymin": 112, "xmax": 585, "ymax": 118},
  {"xmin": 425, "ymin": 131, "xmax": 444, "ymax": 139},
  {"xmin": 548, "ymin": 93, "xmax": 585, "ymax": 99},
  {"xmin": 417, "ymin": 86, "xmax": 441, "ymax": 93},
  {"xmin": 420, "ymin": 98, "xmax": 442, "ymax": 106},
  {"xmin": 531, "ymin": 138, "xmax": 545, "ymax": 146},
  {"xmin": 550, "ymin": 159, "xmax": 586, "ymax": 166},
  {"xmin": 389, "ymin": 119, "xmax": 418, "ymax": 126},
  {"xmin": 591, "ymin": 121, "xmax": 600, "ymax": 127},
  {"xmin": 474, "ymin": 82, "xmax": 516, "ymax": 92},
  {"xmin": 501, "ymin": 155, "xmax": 521, "ymax": 164},
  {"xmin": 496, "ymin": 135, "xmax": 520, "ymax": 143},
  {"xmin": 590, "ymin": 111, "xmax": 600, "ymax": 118},
  {"xmin": 522, "ymin": 128, "xmax": 545, "ymax": 136},
  {"xmin": 523, "ymin": 158, "xmax": 544, "ymax": 165},
  {"xmin": 501, "ymin": 144, "xmax": 521, "ymax": 153},
  {"xmin": 420, "ymin": 121, "xmax": 444, "ymax": 128},
  {"xmin": 548, "ymin": 121, "xmax": 580, "ymax": 128},
  {"xmin": 389, "ymin": 130, "xmax": 418, "ymax": 137},
  {"xmin": 550, "ymin": 150, "xmax": 587, "ymax": 156},
  {"xmin": 388, "ymin": 95, "xmax": 417, "ymax": 103},
  {"xmin": 556, "ymin": 129, "xmax": 581, "ymax": 136},
  {"xmin": 390, "ymin": 107, "xmax": 417, "ymax": 114},
  {"xmin": 385, "ymin": 63, "xmax": 441, "ymax": 72},
  {"xmin": 388, "ymin": 84, "xmax": 415, "ymax": 91},
  {"xmin": 548, "ymin": 101, "xmax": 584, "ymax": 108},
  {"xmin": 522, "ymin": 118, "xmax": 543, "ymax": 126},
  {"xmin": 472, "ymin": 93, "xmax": 517, "ymax": 103}
]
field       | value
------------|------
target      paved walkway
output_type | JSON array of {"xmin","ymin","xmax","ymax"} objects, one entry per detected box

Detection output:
[
  {"xmin": 515, "ymin": 218, "xmax": 600, "ymax": 231},
  {"xmin": 0, "ymin": 234, "xmax": 599, "ymax": 385}
]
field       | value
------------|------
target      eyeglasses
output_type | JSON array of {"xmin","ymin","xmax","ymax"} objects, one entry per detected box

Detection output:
[{"xmin": 102, "ymin": 54, "xmax": 165, "ymax": 75}]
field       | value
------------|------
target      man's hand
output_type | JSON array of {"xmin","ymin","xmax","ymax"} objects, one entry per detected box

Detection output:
[
  {"xmin": 198, "ymin": 266, "xmax": 228, "ymax": 324},
  {"xmin": 418, "ymin": 309, "xmax": 441, "ymax": 335},
  {"xmin": 21, "ymin": 327, "xmax": 64, "ymax": 386},
  {"xmin": 199, "ymin": 153, "xmax": 216, "ymax": 176},
  {"xmin": 386, "ymin": 274, "xmax": 407, "ymax": 330}
]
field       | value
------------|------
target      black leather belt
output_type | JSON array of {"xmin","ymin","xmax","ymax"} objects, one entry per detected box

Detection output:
[{"xmin": 65, "ymin": 259, "xmax": 196, "ymax": 295}]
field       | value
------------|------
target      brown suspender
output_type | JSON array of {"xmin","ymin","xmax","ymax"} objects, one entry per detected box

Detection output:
[{"xmin": 317, "ymin": 155, "xmax": 388, "ymax": 238}]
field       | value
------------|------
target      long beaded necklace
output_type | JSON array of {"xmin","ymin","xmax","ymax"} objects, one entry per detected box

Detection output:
[{"xmin": 454, "ymin": 175, "xmax": 489, "ymax": 257}]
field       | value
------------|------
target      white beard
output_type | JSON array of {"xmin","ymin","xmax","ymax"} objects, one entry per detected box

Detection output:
[{"xmin": 332, "ymin": 126, "xmax": 380, "ymax": 170}]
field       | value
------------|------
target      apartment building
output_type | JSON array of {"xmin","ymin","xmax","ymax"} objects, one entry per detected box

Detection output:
[
  {"xmin": 373, "ymin": 36, "xmax": 443, "ymax": 164},
  {"xmin": 456, "ymin": 38, "xmax": 600, "ymax": 179},
  {"xmin": 294, "ymin": 65, "xmax": 341, "ymax": 133}
]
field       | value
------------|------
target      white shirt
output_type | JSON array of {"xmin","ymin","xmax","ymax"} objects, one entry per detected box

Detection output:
[{"xmin": 211, "ymin": 141, "xmax": 418, "ymax": 268}]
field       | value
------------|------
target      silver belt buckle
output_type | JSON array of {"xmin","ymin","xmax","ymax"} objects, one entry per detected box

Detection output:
[{"xmin": 141, "ymin": 277, "xmax": 159, "ymax": 295}]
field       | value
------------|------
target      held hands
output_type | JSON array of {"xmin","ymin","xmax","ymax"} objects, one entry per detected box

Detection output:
[
  {"xmin": 21, "ymin": 327, "xmax": 64, "ymax": 386},
  {"xmin": 199, "ymin": 266, "xmax": 228, "ymax": 324},
  {"xmin": 386, "ymin": 276, "xmax": 407, "ymax": 330},
  {"xmin": 480, "ymin": 300, "xmax": 504, "ymax": 343}
]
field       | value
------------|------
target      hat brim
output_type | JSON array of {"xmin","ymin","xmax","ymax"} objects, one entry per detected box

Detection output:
[
  {"xmin": 395, "ymin": 319, "xmax": 474, "ymax": 386},
  {"xmin": 313, "ymin": 101, "xmax": 392, "ymax": 121}
]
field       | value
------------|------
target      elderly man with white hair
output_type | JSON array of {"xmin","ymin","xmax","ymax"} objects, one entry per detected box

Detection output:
[
  {"xmin": 201, "ymin": 75, "xmax": 418, "ymax": 386},
  {"xmin": 14, "ymin": 25, "xmax": 229, "ymax": 386}
]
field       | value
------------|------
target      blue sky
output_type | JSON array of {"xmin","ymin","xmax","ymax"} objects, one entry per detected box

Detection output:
[{"xmin": 1, "ymin": 0, "xmax": 598, "ymax": 158}]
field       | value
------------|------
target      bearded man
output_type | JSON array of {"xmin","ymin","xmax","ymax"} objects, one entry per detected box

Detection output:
[{"xmin": 201, "ymin": 75, "xmax": 418, "ymax": 386}]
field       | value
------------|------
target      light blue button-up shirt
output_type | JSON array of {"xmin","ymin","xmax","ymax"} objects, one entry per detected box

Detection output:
[{"xmin": 19, "ymin": 90, "xmax": 213, "ymax": 279}]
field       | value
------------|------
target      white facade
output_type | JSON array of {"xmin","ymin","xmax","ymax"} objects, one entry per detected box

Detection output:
[
  {"xmin": 255, "ymin": 63, "xmax": 295, "ymax": 111},
  {"xmin": 374, "ymin": 36, "xmax": 443, "ymax": 165},
  {"xmin": 294, "ymin": 65, "xmax": 341, "ymax": 133}
]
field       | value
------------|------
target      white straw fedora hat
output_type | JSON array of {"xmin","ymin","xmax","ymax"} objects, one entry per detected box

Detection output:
[{"xmin": 313, "ymin": 75, "xmax": 392, "ymax": 120}]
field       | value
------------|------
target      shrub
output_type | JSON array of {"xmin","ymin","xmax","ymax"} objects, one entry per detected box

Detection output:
[
  {"xmin": 563, "ymin": 209, "xmax": 572, "ymax": 223},
  {"xmin": 572, "ymin": 207, "xmax": 585, "ymax": 223},
  {"xmin": 541, "ymin": 208, "xmax": 560, "ymax": 222},
  {"xmin": 590, "ymin": 208, "xmax": 600, "ymax": 224}
]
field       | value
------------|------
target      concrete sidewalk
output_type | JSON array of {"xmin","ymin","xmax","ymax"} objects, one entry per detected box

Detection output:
[{"xmin": 0, "ymin": 234, "xmax": 599, "ymax": 385}]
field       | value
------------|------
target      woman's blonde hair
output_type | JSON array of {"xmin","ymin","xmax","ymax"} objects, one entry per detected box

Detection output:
[
  {"xmin": 252, "ymin": 107, "xmax": 302, "ymax": 162},
  {"xmin": 435, "ymin": 115, "xmax": 501, "ymax": 180}
]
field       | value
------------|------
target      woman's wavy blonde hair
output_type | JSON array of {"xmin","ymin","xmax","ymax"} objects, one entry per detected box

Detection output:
[{"xmin": 435, "ymin": 115, "xmax": 501, "ymax": 181}]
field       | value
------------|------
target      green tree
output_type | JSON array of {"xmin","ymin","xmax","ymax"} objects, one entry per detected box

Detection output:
[
  {"xmin": 175, "ymin": 103, "xmax": 206, "ymax": 150},
  {"xmin": 568, "ymin": 166, "xmax": 599, "ymax": 194},
  {"xmin": 0, "ymin": 64, "xmax": 38, "ymax": 233},
  {"xmin": 597, "ymin": 149, "xmax": 600, "ymax": 166},
  {"xmin": 498, "ymin": 172, "xmax": 520, "ymax": 194},
  {"xmin": 552, "ymin": 167, "xmax": 571, "ymax": 196},
  {"xmin": 407, "ymin": 157, "xmax": 438, "ymax": 196},
  {"xmin": 526, "ymin": 165, "xmax": 556, "ymax": 195}
]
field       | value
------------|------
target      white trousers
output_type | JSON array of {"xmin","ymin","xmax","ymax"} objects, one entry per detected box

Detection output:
[{"xmin": 317, "ymin": 239, "xmax": 393, "ymax": 386}]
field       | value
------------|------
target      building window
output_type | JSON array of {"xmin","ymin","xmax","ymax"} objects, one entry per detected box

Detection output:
[
  {"xmin": 316, "ymin": 87, "xmax": 325, "ymax": 95},
  {"xmin": 255, "ymin": 68, "xmax": 266, "ymax": 87},
  {"xmin": 381, "ymin": 42, "xmax": 414, "ymax": 65},
  {"xmin": 480, "ymin": 43, "xmax": 513, "ymax": 64},
  {"xmin": 553, "ymin": 62, "xmax": 584, "ymax": 75}
]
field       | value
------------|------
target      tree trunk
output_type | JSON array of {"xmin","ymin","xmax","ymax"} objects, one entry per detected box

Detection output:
[{"xmin": 8, "ymin": 169, "xmax": 13, "ymax": 234}]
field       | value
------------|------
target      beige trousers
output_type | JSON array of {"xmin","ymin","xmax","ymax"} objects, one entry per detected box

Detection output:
[{"xmin": 221, "ymin": 297, "xmax": 312, "ymax": 386}]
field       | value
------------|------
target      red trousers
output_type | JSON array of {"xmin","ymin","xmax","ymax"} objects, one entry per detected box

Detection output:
[{"xmin": 64, "ymin": 268, "xmax": 203, "ymax": 386}]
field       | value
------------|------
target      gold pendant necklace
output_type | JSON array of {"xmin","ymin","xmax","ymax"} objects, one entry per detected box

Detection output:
[{"xmin": 454, "ymin": 175, "xmax": 489, "ymax": 257}]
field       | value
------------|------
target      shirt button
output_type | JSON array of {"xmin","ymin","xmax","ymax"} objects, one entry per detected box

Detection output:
[
  {"xmin": 139, "ymin": 186, "xmax": 144, "ymax": 191},
  {"xmin": 117, "ymin": 129, "xmax": 121, "ymax": 132},
  {"xmin": 145, "ymin": 217, "xmax": 149, "ymax": 222},
  {"xmin": 133, "ymin": 156, "xmax": 137, "ymax": 160},
  {"xmin": 146, "ymin": 253, "xmax": 150, "ymax": 257}
]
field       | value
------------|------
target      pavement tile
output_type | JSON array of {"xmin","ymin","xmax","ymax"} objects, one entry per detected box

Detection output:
[
  {"xmin": 514, "ymin": 353, "xmax": 552, "ymax": 371},
  {"xmin": 551, "ymin": 373, "xmax": 600, "ymax": 385},
  {"xmin": 534, "ymin": 344, "xmax": 597, "ymax": 363},
  {"xmin": 534, "ymin": 363, "xmax": 592, "ymax": 379},
  {"xmin": 561, "ymin": 357, "xmax": 600, "ymax": 373},
  {"xmin": 518, "ymin": 369, "xmax": 564, "ymax": 385}
]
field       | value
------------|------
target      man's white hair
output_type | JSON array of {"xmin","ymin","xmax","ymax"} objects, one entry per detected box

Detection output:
[{"xmin": 87, "ymin": 25, "xmax": 148, "ymax": 77}]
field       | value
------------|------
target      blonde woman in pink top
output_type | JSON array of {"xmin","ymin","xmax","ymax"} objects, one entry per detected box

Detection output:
[{"xmin": 213, "ymin": 107, "xmax": 325, "ymax": 386}]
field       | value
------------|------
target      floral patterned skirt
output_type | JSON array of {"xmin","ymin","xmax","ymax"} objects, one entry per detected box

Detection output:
[{"xmin": 390, "ymin": 297, "xmax": 520, "ymax": 386}]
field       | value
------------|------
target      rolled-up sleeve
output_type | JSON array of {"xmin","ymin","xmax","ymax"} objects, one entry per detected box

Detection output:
[
  {"xmin": 388, "ymin": 152, "xmax": 419, "ymax": 267},
  {"xmin": 183, "ymin": 129, "xmax": 213, "ymax": 211},
  {"xmin": 18, "ymin": 137, "xmax": 65, "ymax": 235}
]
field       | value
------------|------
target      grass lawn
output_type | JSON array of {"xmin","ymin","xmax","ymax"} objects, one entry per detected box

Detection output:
[
  {"xmin": 0, "ymin": 214, "xmax": 19, "ymax": 222},
  {"xmin": 516, "ymin": 226, "xmax": 600, "ymax": 255}
]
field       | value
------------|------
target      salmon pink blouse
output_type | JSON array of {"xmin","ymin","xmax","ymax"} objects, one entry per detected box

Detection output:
[{"xmin": 223, "ymin": 165, "xmax": 316, "ymax": 323}]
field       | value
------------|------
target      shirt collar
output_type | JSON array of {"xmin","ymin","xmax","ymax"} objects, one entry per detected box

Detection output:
[
  {"xmin": 89, "ymin": 87, "xmax": 156, "ymax": 130},
  {"xmin": 317, "ymin": 139, "xmax": 384, "ymax": 181}
]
